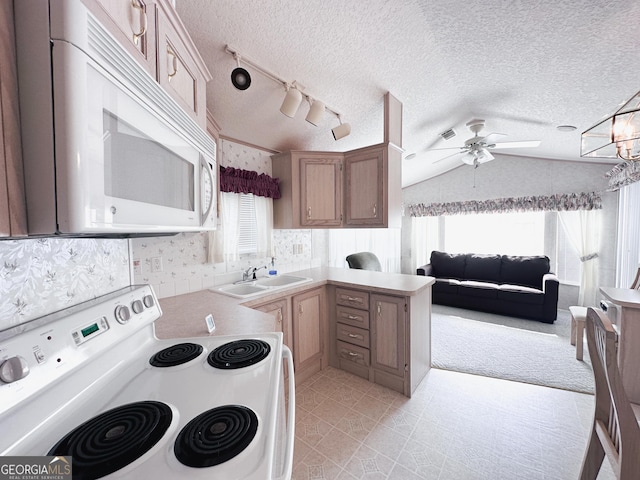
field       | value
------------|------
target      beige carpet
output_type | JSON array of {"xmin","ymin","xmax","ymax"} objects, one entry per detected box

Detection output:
[{"xmin": 431, "ymin": 305, "xmax": 595, "ymax": 394}]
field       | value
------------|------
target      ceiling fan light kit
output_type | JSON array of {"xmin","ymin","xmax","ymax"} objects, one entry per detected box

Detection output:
[
  {"xmin": 224, "ymin": 45, "xmax": 349, "ymax": 140},
  {"xmin": 581, "ymin": 89, "xmax": 640, "ymax": 161}
]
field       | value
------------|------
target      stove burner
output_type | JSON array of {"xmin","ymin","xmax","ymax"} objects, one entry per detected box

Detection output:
[
  {"xmin": 207, "ymin": 339, "xmax": 270, "ymax": 369},
  {"xmin": 174, "ymin": 405, "xmax": 258, "ymax": 467},
  {"xmin": 48, "ymin": 401, "xmax": 173, "ymax": 480},
  {"xmin": 149, "ymin": 342, "xmax": 203, "ymax": 367}
]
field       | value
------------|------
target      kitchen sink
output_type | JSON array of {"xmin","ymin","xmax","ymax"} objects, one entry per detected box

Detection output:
[
  {"xmin": 214, "ymin": 275, "xmax": 313, "ymax": 298},
  {"xmin": 216, "ymin": 283, "xmax": 268, "ymax": 298},
  {"xmin": 255, "ymin": 275, "xmax": 312, "ymax": 288}
]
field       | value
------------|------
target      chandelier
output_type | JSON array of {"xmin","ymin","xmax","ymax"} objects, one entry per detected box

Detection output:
[{"xmin": 581, "ymin": 90, "xmax": 640, "ymax": 161}]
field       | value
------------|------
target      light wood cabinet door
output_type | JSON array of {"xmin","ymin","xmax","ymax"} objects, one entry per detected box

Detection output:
[
  {"xmin": 253, "ymin": 298, "xmax": 290, "ymax": 350},
  {"xmin": 0, "ymin": 1, "xmax": 27, "ymax": 237},
  {"xmin": 292, "ymin": 288, "xmax": 324, "ymax": 371},
  {"xmin": 82, "ymin": 0, "xmax": 157, "ymax": 78},
  {"xmin": 156, "ymin": 1, "xmax": 208, "ymax": 127},
  {"xmin": 300, "ymin": 156, "xmax": 343, "ymax": 226},
  {"xmin": 370, "ymin": 294, "xmax": 406, "ymax": 378},
  {"xmin": 345, "ymin": 146, "xmax": 384, "ymax": 226}
]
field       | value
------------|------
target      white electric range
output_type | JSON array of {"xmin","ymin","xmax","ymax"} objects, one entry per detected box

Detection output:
[{"xmin": 0, "ymin": 285, "xmax": 294, "ymax": 479}]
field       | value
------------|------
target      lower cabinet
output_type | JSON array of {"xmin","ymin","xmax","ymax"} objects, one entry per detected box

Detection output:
[
  {"xmin": 250, "ymin": 287, "xmax": 326, "ymax": 386},
  {"xmin": 292, "ymin": 287, "xmax": 325, "ymax": 383},
  {"xmin": 332, "ymin": 287, "xmax": 408, "ymax": 395}
]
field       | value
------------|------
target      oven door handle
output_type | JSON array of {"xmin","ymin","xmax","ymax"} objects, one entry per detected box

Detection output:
[{"xmin": 277, "ymin": 345, "xmax": 295, "ymax": 480}]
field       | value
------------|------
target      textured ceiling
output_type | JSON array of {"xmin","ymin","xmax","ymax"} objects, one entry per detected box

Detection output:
[{"xmin": 177, "ymin": 0, "xmax": 640, "ymax": 187}]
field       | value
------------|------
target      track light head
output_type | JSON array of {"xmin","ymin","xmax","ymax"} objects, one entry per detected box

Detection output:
[
  {"xmin": 305, "ymin": 99, "xmax": 326, "ymax": 126},
  {"xmin": 231, "ymin": 67, "xmax": 251, "ymax": 90},
  {"xmin": 280, "ymin": 85, "xmax": 303, "ymax": 118},
  {"xmin": 332, "ymin": 116, "xmax": 351, "ymax": 140}
]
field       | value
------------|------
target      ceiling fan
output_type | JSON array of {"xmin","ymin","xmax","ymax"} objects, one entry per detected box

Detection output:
[{"xmin": 428, "ymin": 119, "xmax": 541, "ymax": 167}]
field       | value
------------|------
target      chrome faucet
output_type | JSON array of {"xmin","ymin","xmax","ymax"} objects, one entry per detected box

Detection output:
[{"xmin": 240, "ymin": 265, "xmax": 267, "ymax": 282}]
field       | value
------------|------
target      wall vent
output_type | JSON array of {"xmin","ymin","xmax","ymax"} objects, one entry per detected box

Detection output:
[{"xmin": 440, "ymin": 128, "xmax": 456, "ymax": 140}]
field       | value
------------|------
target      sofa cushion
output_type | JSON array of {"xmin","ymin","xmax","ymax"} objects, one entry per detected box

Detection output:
[
  {"xmin": 500, "ymin": 255, "xmax": 550, "ymax": 288},
  {"xmin": 459, "ymin": 280, "xmax": 499, "ymax": 299},
  {"xmin": 434, "ymin": 278, "xmax": 461, "ymax": 295},
  {"xmin": 430, "ymin": 251, "xmax": 466, "ymax": 279},
  {"xmin": 463, "ymin": 254, "xmax": 502, "ymax": 283},
  {"xmin": 497, "ymin": 284, "xmax": 545, "ymax": 305}
]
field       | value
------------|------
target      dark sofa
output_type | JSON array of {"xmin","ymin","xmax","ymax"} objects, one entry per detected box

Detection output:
[{"xmin": 417, "ymin": 251, "xmax": 559, "ymax": 323}]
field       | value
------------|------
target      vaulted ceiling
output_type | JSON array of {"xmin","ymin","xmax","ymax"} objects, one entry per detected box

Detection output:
[{"xmin": 177, "ymin": 0, "xmax": 640, "ymax": 187}]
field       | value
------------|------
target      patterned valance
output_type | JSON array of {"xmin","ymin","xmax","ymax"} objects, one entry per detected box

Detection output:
[
  {"xmin": 219, "ymin": 166, "xmax": 281, "ymax": 199},
  {"xmin": 605, "ymin": 161, "xmax": 640, "ymax": 191},
  {"xmin": 408, "ymin": 191, "xmax": 602, "ymax": 217}
]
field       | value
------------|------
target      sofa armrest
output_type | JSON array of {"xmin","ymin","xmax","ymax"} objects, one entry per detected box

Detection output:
[
  {"xmin": 542, "ymin": 273, "xmax": 559, "ymax": 293},
  {"xmin": 417, "ymin": 263, "xmax": 434, "ymax": 276}
]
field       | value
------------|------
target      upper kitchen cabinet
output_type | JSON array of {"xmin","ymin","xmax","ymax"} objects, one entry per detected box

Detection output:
[
  {"xmin": 272, "ymin": 151, "xmax": 343, "ymax": 228},
  {"xmin": 83, "ymin": 0, "xmax": 211, "ymax": 128},
  {"xmin": 344, "ymin": 143, "xmax": 402, "ymax": 228},
  {"xmin": 156, "ymin": 0, "xmax": 210, "ymax": 128},
  {"xmin": 81, "ymin": 0, "xmax": 157, "ymax": 78},
  {"xmin": 272, "ymin": 143, "xmax": 401, "ymax": 229},
  {"xmin": 0, "ymin": 0, "xmax": 27, "ymax": 237}
]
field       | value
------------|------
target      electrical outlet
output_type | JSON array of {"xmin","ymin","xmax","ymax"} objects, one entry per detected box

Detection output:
[{"xmin": 151, "ymin": 257, "xmax": 163, "ymax": 272}]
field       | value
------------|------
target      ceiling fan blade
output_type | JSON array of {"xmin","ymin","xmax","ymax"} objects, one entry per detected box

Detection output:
[
  {"xmin": 425, "ymin": 146, "xmax": 465, "ymax": 152},
  {"xmin": 483, "ymin": 133, "xmax": 507, "ymax": 144},
  {"xmin": 433, "ymin": 151, "xmax": 465, "ymax": 164},
  {"xmin": 490, "ymin": 140, "xmax": 541, "ymax": 149}
]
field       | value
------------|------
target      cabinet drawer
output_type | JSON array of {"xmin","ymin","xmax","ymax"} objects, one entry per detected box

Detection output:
[
  {"xmin": 336, "ymin": 288, "xmax": 369, "ymax": 310},
  {"xmin": 336, "ymin": 306, "xmax": 370, "ymax": 329},
  {"xmin": 337, "ymin": 340, "xmax": 369, "ymax": 367},
  {"xmin": 336, "ymin": 323, "xmax": 369, "ymax": 349}
]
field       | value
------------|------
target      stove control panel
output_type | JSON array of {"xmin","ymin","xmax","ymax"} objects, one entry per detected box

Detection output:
[{"xmin": 72, "ymin": 316, "xmax": 110, "ymax": 346}]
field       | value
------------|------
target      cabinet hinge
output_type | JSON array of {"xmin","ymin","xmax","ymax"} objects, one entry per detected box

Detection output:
[{"xmin": 404, "ymin": 303, "xmax": 407, "ymax": 312}]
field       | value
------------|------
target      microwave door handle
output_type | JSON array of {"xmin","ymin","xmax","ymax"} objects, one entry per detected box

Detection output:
[{"xmin": 200, "ymin": 154, "xmax": 214, "ymax": 226}]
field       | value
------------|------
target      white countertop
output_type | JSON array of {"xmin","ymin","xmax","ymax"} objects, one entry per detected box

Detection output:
[
  {"xmin": 600, "ymin": 287, "xmax": 640, "ymax": 309},
  {"xmin": 154, "ymin": 267, "xmax": 434, "ymax": 339}
]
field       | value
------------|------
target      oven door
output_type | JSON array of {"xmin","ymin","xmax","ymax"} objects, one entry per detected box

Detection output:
[
  {"xmin": 273, "ymin": 346, "xmax": 296, "ymax": 480},
  {"xmin": 52, "ymin": 39, "xmax": 216, "ymax": 234}
]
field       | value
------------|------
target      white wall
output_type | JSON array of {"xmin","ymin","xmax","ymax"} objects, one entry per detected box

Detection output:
[{"xmin": 401, "ymin": 154, "xmax": 617, "ymax": 308}]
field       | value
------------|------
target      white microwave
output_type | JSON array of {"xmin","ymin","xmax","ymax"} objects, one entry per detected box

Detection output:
[{"xmin": 15, "ymin": 0, "xmax": 217, "ymax": 236}]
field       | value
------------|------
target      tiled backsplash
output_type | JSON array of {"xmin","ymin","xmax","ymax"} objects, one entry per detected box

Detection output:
[{"xmin": 0, "ymin": 238, "xmax": 130, "ymax": 330}]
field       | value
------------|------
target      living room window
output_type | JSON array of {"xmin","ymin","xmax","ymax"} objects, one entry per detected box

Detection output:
[{"xmin": 443, "ymin": 211, "xmax": 544, "ymax": 256}]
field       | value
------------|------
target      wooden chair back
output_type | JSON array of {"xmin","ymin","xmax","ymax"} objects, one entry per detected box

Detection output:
[{"xmin": 580, "ymin": 307, "xmax": 640, "ymax": 479}]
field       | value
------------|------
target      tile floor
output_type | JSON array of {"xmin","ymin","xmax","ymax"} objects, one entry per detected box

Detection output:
[{"xmin": 292, "ymin": 367, "xmax": 616, "ymax": 480}]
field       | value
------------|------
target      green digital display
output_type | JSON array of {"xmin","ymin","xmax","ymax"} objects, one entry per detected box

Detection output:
[{"xmin": 81, "ymin": 323, "xmax": 99, "ymax": 338}]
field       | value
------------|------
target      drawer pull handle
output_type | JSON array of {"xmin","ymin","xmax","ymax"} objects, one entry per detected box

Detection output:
[
  {"xmin": 347, "ymin": 333, "xmax": 362, "ymax": 339},
  {"xmin": 348, "ymin": 351, "xmax": 359, "ymax": 357},
  {"xmin": 346, "ymin": 315, "xmax": 361, "ymax": 321},
  {"xmin": 345, "ymin": 296, "xmax": 362, "ymax": 303},
  {"xmin": 167, "ymin": 46, "xmax": 178, "ymax": 81}
]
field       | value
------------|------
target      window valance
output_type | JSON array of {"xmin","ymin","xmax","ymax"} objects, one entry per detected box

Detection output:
[
  {"xmin": 219, "ymin": 166, "xmax": 281, "ymax": 199},
  {"xmin": 408, "ymin": 191, "xmax": 601, "ymax": 217}
]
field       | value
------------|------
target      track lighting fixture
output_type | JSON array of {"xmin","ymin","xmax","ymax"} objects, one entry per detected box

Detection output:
[
  {"xmin": 230, "ymin": 53, "xmax": 251, "ymax": 90},
  {"xmin": 332, "ymin": 115, "xmax": 351, "ymax": 140},
  {"xmin": 305, "ymin": 98, "xmax": 326, "ymax": 126},
  {"xmin": 224, "ymin": 45, "xmax": 349, "ymax": 135},
  {"xmin": 280, "ymin": 83, "xmax": 303, "ymax": 118}
]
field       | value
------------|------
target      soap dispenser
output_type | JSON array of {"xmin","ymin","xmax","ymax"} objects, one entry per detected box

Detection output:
[{"xmin": 268, "ymin": 257, "xmax": 277, "ymax": 276}]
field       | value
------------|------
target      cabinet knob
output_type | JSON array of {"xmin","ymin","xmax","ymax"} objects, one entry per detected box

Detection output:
[{"xmin": 131, "ymin": 0, "xmax": 148, "ymax": 45}]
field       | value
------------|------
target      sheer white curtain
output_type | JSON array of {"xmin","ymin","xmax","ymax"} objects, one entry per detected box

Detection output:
[
  {"xmin": 327, "ymin": 229, "xmax": 401, "ymax": 272},
  {"xmin": 411, "ymin": 216, "xmax": 440, "ymax": 271},
  {"xmin": 208, "ymin": 192, "xmax": 272, "ymax": 263},
  {"xmin": 558, "ymin": 209, "xmax": 602, "ymax": 306},
  {"xmin": 616, "ymin": 182, "xmax": 640, "ymax": 288}
]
